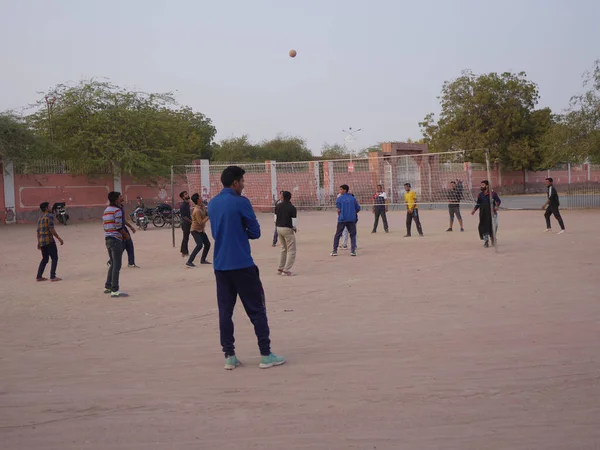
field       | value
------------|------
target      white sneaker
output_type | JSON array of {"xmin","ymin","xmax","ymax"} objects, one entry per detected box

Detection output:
[
  {"xmin": 111, "ymin": 291, "xmax": 129, "ymax": 298},
  {"xmin": 545, "ymin": 229, "xmax": 552, "ymax": 233},
  {"xmin": 557, "ymin": 230, "xmax": 566, "ymax": 234}
]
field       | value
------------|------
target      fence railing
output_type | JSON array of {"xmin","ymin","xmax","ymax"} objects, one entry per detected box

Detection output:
[{"xmin": 564, "ymin": 184, "xmax": 600, "ymax": 209}]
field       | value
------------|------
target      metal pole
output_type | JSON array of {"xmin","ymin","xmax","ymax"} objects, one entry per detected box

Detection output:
[
  {"xmin": 171, "ymin": 166, "xmax": 175, "ymax": 248},
  {"xmin": 485, "ymin": 149, "xmax": 498, "ymax": 253}
]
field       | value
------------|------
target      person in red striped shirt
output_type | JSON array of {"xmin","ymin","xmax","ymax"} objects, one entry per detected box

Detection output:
[{"xmin": 103, "ymin": 191, "xmax": 129, "ymax": 297}]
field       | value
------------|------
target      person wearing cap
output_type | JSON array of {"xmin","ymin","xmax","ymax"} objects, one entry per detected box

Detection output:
[{"xmin": 542, "ymin": 177, "xmax": 566, "ymax": 234}]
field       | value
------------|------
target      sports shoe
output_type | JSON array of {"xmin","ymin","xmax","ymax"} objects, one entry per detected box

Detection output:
[
  {"xmin": 104, "ymin": 288, "xmax": 111, "ymax": 294},
  {"xmin": 111, "ymin": 291, "xmax": 129, "ymax": 298},
  {"xmin": 128, "ymin": 264, "xmax": 140, "ymax": 268},
  {"xmin": 545, "ymin": 228, "xmax": 552, "ymax": 233},
  {"xmin": 36, "ymin": 277, "xmax": 48, "ymax": 282},
  {"xmin": 460, "ymin": 228, "xmax": 464, "ymax": 232},
  {"xmin": 341, "ymin": 245, "xmax": 348, "ymax": 249},
  {"xmin": 330, "ymin": 251, "xmax": 338, "ymax": 256},
  {"xmin": 224, "ymin": 355, "xmax": 241, "ymax": 370},
  {"xmin": 200, "ymin": 260, "xmax": 212, "ymax": 265},
  {"xmin": 557, "ymin": 230, "xmax": 566, "ymax": 234},
  {"xmin": 403, "ymin": 234, "xmax": 411, "ymax": 238},
  {"xmin": 446, "ymin": 228, "xmax": 452, "ymax": 232},
  {"xmin": 259, "ymin": 353, "xmax": 286, "ymax": 369},
  {"xmin": 185, "ymin": 262, "xmax": 196, "ymax": 268},
  {"xmin": 350, "ymin": 251, "xmax": 357, "ymax": 257},
  {"xmin": 419, "ymin": 234, "xmax": 424, "ymax": 237},
  {"xmin": 50, "ymin": 277, "xmax": 62, "ymax": 282},
  {"xmin": 281, "ymin": 271, "xmax": 294, "ymax": 276},
  {"xmin": 484, "ymin": 241, "xmax": 489, "ymax": 248}
]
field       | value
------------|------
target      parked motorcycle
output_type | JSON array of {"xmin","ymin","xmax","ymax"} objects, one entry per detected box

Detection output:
[
  {"xmin": 152, "ymin": 204, "xmax": 181, "ymax": 228},
  {"xmin": 130, "ymin": 207, "xmax": 148, "ymax": 230},
  {"xmin": 52, "ymin": 202, "xmax": 69, "ymax": 226}
]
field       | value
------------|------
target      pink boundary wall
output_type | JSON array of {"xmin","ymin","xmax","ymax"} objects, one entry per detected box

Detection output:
[{"xmin": 2, "ymin": 161, "xmax": 600, "ymax": 223}]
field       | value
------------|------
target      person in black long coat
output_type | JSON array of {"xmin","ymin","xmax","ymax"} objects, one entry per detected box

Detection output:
[{"xmin": 471, "ymin": 180, "xmax": 501, "ymax": 248}]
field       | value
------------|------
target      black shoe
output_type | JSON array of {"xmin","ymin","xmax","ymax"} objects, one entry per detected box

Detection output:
[
  {"xmin": 385, "ymin": 229, "xmax": 389, "ymax": 233},
  {"xmin": 484, "ymin": 241, "xmax": 489, "ymax": 248},
  {"xmin": 446, "ymin": 228, "xmax": 452, "ymax": 232},
  {"xmin": 186, "ymin": 262, "xmax": 196, "ymax": 268},
  {"xmin": 201, "ymin": 260, "xmax": 212, "ymax": 265}
]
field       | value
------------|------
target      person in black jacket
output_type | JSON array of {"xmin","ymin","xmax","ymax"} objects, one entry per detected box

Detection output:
[
  {"xmin": 542, "ymin": 177, "xmax": 565, "ymax": 234},
  {"xmin": 179, "ymin": 191, "xmax": 192, "ymax": 257}
]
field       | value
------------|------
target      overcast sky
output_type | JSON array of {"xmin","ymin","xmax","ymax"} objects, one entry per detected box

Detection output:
[{"xmin": 1, "ymin": 0, "xmax": 598, "ymax": 154}]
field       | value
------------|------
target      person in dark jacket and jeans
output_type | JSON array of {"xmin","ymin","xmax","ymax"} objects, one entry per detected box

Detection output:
[
  {"xmin": 542, "ymin": 177, "xmax": 566, "ymax": 233},
  {"xmin": 179, "ymin": 191, "xmax": 192, "ymax": 257},
  {"xmin": 208, "ymin": 166, "xmax": 285, "ymax": 371}
]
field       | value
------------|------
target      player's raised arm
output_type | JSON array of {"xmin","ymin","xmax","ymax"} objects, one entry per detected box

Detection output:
[{"xmin": 242, "ymin": 198, "xmax": 261, "ymax": 240}]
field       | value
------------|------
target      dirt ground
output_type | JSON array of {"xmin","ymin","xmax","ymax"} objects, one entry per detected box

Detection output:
[{"xmin": 1, "ymin": 209, "xmax": 599, "ymax": 450}]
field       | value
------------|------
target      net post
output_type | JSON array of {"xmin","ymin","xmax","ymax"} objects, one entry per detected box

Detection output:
[
  {"xmin": 328, "ymin": 162, "xmax": 335, "ymax": 200},
  {"xmin": 270, "ymin": 160, "xmax": 277, "ymax": 204},
  {"xmin": 485, "ymin": 149, "xmax": 498, "ymax": 253},
  {"xmin": 388, "ymin": 162, "xmax": 393, "ymax": 204},
  {"xmin": 171, "ymin": 165, "xmax": 175, "ymax": 248},
  {"xmin": 201, "ymin": 159, "xmax": 210, "ymax": 201},
  {"xmin": 314, "ymin": 161, "xmax": 320, "ymax": 205}
]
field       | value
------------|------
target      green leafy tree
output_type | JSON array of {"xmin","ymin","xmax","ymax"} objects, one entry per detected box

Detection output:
[
  {"xmin": 320, "ymin": 143, "xmax": 350, "ymax": 159},
  {"xmin": 261, "ymin": 135, "xmax": 313, "ymax": 161},
  {"xmin": 0, "ymin": 112, "xmax": 50, "ymax": 161},
  {"xmin": 26, "ymin": 80, "xmax": 216, "ymax": 178},
  {"xmin": 562, "ymin": 60, "xmax": 600, "ymax": 163},
  {"xmin": 420, "ymin": 71, "xmax": 551, "ymax": 170},
  {"xmin": 212, "ymin": 135, "xmax": 263, "ymax": 162},
  {"xmin": 212, "ymin": 135, "xmax": 313, "ymax": 162}
]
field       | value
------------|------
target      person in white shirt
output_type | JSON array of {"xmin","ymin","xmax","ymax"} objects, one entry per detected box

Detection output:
[{"xmin": 371, "ymin": 184, "xmax": 389, "ymax": 233}]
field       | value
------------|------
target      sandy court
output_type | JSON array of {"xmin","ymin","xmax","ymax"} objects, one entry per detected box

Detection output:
[{"xmin": 1, "ymin": 208, "xmax": 600, "ymax": 450}]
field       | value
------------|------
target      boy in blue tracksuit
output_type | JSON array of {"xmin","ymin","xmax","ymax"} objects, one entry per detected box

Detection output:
[
  {"xmin": 208, "ymin": 166, "xmax": 285, "ymax": 371},
  {"xmin": 331, "ymin": 184, "xmax": 361, "ymax": 257}
]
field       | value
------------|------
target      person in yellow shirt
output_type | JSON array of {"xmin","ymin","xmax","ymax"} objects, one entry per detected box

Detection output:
[
  {"xmin": 186, "ymin": 193, "xmax": 211, "ymax": 268},
  {"xmin": 404, "ymin": 183, "xmax": 423, "ymax": 237}
]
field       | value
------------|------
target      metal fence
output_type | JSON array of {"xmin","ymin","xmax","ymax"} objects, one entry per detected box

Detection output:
[
  {"xmin": 13, "ymin": 159, "xmax": 111, "ymax": 175},
  {"xmin": 564, "ymin": 184, "xmax": 600, "ymax": 209}
]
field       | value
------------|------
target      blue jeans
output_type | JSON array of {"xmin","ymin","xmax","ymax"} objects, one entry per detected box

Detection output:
[
  {"xmin": 215, "ymin": 265, "xmax": 271, "ymax": 357},
  {"xmin": 37, "ymin": 242, "xmax": 58, "ymax": 279},
  {"xmin": 122, "ymin": 234, "xmax": 135, "ymax": 266},
  {"xmin": 334, "ymin": 222, "xmax": 357, "ymax": 252}
]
